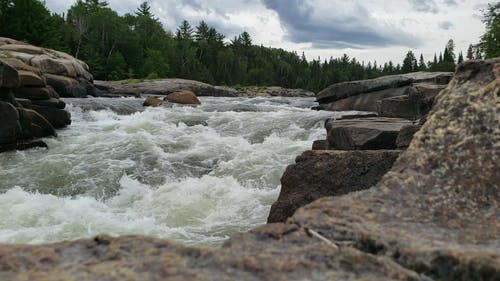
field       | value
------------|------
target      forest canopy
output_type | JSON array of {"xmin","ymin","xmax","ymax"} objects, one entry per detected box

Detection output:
[{"xmin": 0, "ymin": 0, "xmax": 497, "ymax": 92}]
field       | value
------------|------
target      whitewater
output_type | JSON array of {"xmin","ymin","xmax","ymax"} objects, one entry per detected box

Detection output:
[{"xmin": 0, "ymin": 96, "xmax": 351, "ymax": 246}]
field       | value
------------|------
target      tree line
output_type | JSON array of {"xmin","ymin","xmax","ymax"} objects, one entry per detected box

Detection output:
[{"xmin": 1, "ymin": 0, "xmax": 498, "ymax": 92}]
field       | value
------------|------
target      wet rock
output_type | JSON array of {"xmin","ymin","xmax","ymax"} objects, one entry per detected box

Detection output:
[
  {"xmin": 0, "ymin": 140, "xmax": 48, "ymax": 153},
  {"xmin": 164, "ymin": 90, "xmax": 201, "ymax": 105},
  {"xmin": 17, "ymin": 108, "xmax": 56, "ymax": 138},
  {"xmin": 13, "ymin": 86, "xmax": 52, "ymax": 100},
  {"xmin": 0, "ymin": 101, "xmax": 21, "ymax": 144},
  {"xmin": 18, "ymin": 70, "xmax": 46, "ymax": 87},
  {"xmin": 326, "ymin": 117, "xmax": 412, "ymax": 150},
  {"xmin": 143, "ymin": 96, "xmax": 164, "ymax": 107},
  {"xmin": 268, "ymin": 150, "xmax": 400, "ymax": 223},
  {"xmin": 311, "ymin": 139, "xmax": 329, "ymax": 150},
  {"xmin": 25, "ymin": 104, "xmax": 71, "ymax": 129}
]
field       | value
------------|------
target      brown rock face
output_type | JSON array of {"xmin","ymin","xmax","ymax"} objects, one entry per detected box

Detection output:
[
  {"xmin": 0, "ymin": 59, "xmax": 20, "ymax": 88},
  {"xmin": 165, "ymin": 90, "xmax": 201, "ymax": 105},
  {"xmin": 0, "ymin": 37, "xmax": 95, "ymax": 98},
  {"xmin": 267, "ymin": 150, "xmax": 401, "ymax": 223},
  {"xmin": 0, "ymin": 59, "xmax": 498, "ymax": 280}
]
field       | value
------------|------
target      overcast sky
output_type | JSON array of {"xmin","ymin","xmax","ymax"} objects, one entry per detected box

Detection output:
[{"xmin": 44, "ymin": 0, "xmax": 490, "ymax": 65}]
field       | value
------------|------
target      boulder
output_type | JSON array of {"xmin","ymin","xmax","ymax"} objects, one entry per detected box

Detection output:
[
  {"xmin": 0, "ymin": 59, "xmax": 20, "ymax": 88},
  {"xmin": 316, "ymin": 72, "xmax": 453, "ymax": 116},
  {"xmin": 0, "ymin": 37, "xmax": 95, "ymax": 97},
  {"xmin": 0, "ymin": 101, "xmax": 21, "ymax": 144},
  {"xmin": 143, "ymin": 96, "xmax": 164, "ymax": 107},
  {"xmin": 13, "ymin": 87, "xmax": 51, "ymax": 100},
  {"xmin": 45, "ymin": 74, "xmax": 87, "ymax": 98},
  {"xmin": 18, "ymin": 70, "xmax": 46, "ymax": 87},
  {"xmin": 26, "ymin": 104, "xmax": 71, "ymax": 129},
  {"xmin": 17, "ymin": 108, "xmax": 57, "ymax": 138},
  {"xmin": 30, "ymin": 98, "xmax": 66, "ymax": 109},
  {"xmin": 164, "ymin": 90, "xmax": 201, "ymax": 105},
  {"xmin": 311, "ymin": 139, "xmax": 329, "ymax": 150},
  {"xmin": 0, "ymin": 140, "xmax": 48, "ymax": 153},
  {"xmin": 326, "ymin": 117, "xmax": 412, "ymax": 150},
  {"xmin": 378, "ymin": 83, "xmax": 446, "ymax": 118},
  {"xmin": 268, "ymin": 150, "xmax": 400, "ymax": 223}
]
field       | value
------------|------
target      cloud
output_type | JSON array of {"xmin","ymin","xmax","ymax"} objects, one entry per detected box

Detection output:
[
  {"xmin": 443, "ymin": 0, "xmax": 458, "ymax": 7},
  {"xmin": 261, "ymin": 0, "xmax": 421, "ymax": 48},
  {"xmin": 438, "ymin": 21, "xmax": 454, "ymax": 30},
  {"xmin": 408, "ymin": 0, "xmax": 439, "ymax": 13}
]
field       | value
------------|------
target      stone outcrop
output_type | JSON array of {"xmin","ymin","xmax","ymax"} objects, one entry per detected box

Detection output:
[
  {"xmin": 0, "ymin": 60, "xmax": 497, "ymax": 280},
  {"xmin": 267, "ymin": 150, "xmax": 400, "ymax": 223},
  {"xmin": 316, "ymin": 71, "xmax": 453, "ymax": 118},
  {"xmin": 95, "ymin": 79, "xmax": 314, "ymax": 98},
  {"xmin": 0, "ymin": 37, "xmax": 96, "ymax": 98},
  {"xmin": 0, "ymin": 38, "xmax": 86, "ymax": 152},
  {"xmin": 96, "ymin": 78, "xmax": 240, "ymax": 97},
  {"xmin": 325, "ymin": 117, "xmax": 413, "ymax": 150}
]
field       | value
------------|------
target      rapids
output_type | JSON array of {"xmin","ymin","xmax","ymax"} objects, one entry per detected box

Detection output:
[{"xmin": 0, "ymin": 97, "xmax": 355, "ymax": 245}]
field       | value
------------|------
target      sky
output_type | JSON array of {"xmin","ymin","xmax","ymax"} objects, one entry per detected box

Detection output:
[{"xmin": 44, "ymin": 0, "xmax": 490, "ymax": 65}]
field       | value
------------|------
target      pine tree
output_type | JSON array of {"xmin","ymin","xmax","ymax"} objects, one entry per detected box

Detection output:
[
  {"xmin": 466, "ymin": 44, "xmax": 474, "ymax": 60},
  {"xmin": 479, "ymin": 3, "xmax": 500, "ymax": 58},
  {"xmin": 418, "ymin": 54, "xmax": 427, "ymax": 70}
]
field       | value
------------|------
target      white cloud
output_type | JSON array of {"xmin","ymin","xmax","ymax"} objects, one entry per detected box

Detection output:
[{"xmin": 44, "ymin": 0, "xmax": 488, "ymax": 64}]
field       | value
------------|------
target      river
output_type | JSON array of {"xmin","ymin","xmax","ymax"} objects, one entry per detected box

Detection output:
[{"xmin": 0, "ymin": 96, "xmax": 353, "ymax": 245}]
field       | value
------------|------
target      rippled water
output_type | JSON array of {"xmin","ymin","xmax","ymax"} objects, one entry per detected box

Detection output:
[{"xmin": 0, "ymin": 97, "xmax": 351, "ymax": 245}]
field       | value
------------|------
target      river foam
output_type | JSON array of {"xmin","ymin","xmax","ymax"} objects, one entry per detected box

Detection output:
[{"xmin": 0, "ymin": 97, "xmax": 355, "ymax": 245}]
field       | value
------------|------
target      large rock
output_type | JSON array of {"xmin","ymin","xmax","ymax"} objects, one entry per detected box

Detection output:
[
  {"xmin": 17, "ymin": 108, "xmax": 57, "ymax": 138},
  {"xmin": 143, "ymin": 96, "xmax": 164, "ymax": 107},
  {"xmin": 326, "ymin": 117, "xmax": 413, "ymax": 150},
  {"xmin": 316, "ymin": 72, "xmax": 452, "ymax": 116},
  {"xmin": 25, "ymin": 104, "xmax": 71, "ymax": 129},
  {"xmin": 0, "ymin": 59, "xmax": 20, "ymax": 88},
  {"xmin": 268, "ymin": 150, "xmax": 400, "ymax": 223},
  {"xmin": 95, "ymin": 78, "xmax": 238, "ymax": 97},
  {"xmin": 0, "ymin": 59, "xmax": 498, "ymax": 280},
  {"xmin": 0, "ymin": 37, "xmax": 95, "ymax": 97},
  {"xmin": 0, "ymin": 101, "xmax": 21, "ymax": 144},
  {"xmin": 95, "ymin": 79, "xmax": 314, "ymax": 98},
  {"xmin": 164, "ymin": 90, "xmax": 201, "ymax": 105}
]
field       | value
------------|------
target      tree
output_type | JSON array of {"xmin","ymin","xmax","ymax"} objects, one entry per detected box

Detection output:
[
  {"xmin": 478, "ymin": 2, "xmax": 500, "ymax": 58},
  {"xmin": 418, "ymin": 54, "xmax": 427, "ymax": 70},
  {"xmin": 466, "ymin": 44, "xmax": 475, "ymax": 60},
  {"xmin": 457, "ymin": 51, "xmax": 464, "ymax": 64},
  {"xmin": 402, "ymin": 51, "xmax": 417, "ymax": 73}
]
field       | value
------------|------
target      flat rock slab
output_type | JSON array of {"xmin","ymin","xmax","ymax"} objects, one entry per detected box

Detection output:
[
  {"xmin": 268, "ymin": 150, "xmax": 401, "ymax": 223},
  {"xmin": 317, "ymin": 71, "xmax": 453, "ymax": 103},
  {"xmin": 326, "ymin": 117, "xmax": 413, "ymax": 150}
]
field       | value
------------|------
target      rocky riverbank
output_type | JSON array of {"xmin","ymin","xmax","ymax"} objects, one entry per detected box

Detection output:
[
  {"xmin": 0, "ymin": 59, "xmax": 497, "ymax": 280},
  {"xmin": 0, "ymin": 38, "xmax": 95, "ymax": 152},
  {"xmin": 95, "ymin": 79, "xmax": 315, "ymax": 98}
]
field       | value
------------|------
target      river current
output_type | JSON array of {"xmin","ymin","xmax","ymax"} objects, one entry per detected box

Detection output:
[{"xmin": 0, "ymin": 97, "xmax": 354, "ymax": 245}]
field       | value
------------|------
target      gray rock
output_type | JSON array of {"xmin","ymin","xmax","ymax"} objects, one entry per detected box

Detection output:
[
  {"xmin": 316, "ymin": 72, "xmax": 453, "ymax": 115},
  {"xmin": 311, "ymin": 139, "xmax": 329, "ymax": 150},
  {"xmin": 395, "ymin": 124, "xmax": 420, "ymax": 149},
  {"xmin": 326, "ymin": 117, "xmax": 412, "ymax": 150}
]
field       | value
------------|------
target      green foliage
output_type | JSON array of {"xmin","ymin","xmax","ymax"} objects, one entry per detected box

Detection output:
[{"xmin": 479, "ymin": 2, "xmax": 500, "ymax": 58}]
